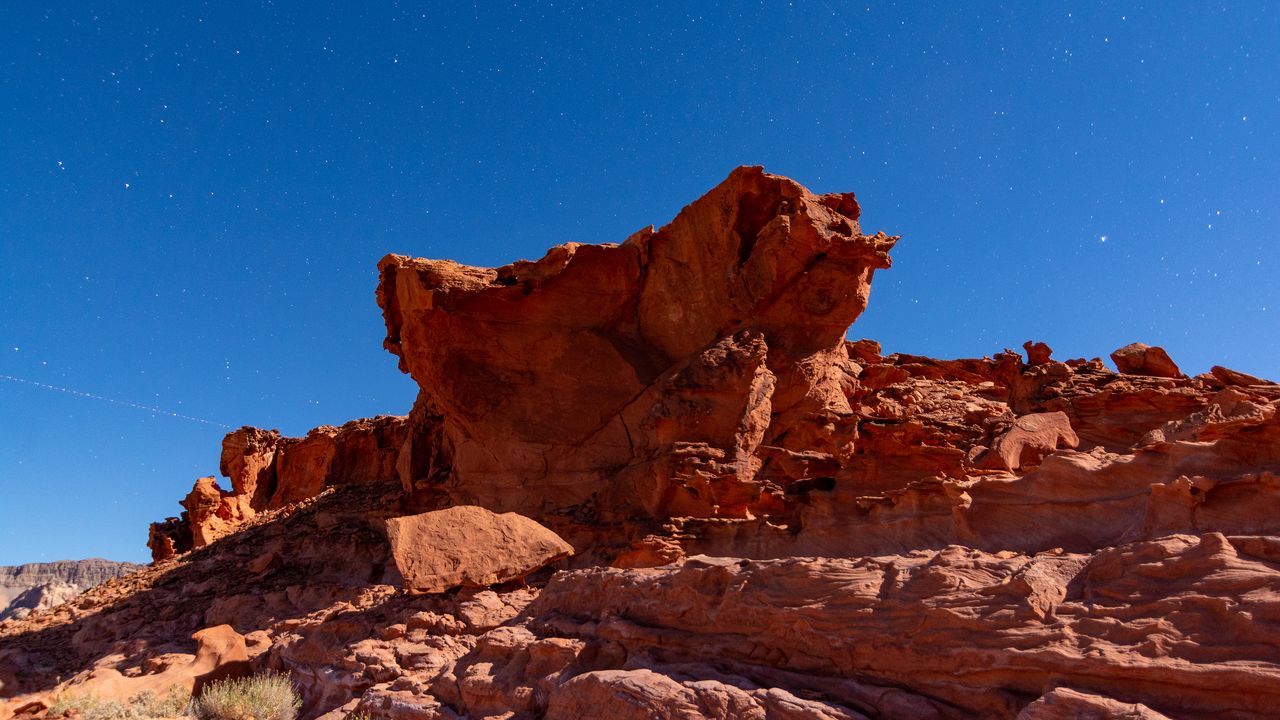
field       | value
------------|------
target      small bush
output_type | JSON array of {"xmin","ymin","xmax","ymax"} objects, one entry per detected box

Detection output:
[
  {"xmin": 192, "ymin": 673, "xmax": 300, "ymax": 720},
  {"xmin": 48, "ymin": 695, "xmax": 130, "ymax": 720},
  {"xmin": 49, "ymin": 686, "xmax": 190, "ymax": 720}
]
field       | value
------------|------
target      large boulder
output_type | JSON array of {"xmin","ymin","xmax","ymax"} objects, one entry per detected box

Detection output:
[
  {"xmin": 385, "ymin": 506, "xmax": 574, "ymax": 593},
  {"xmin": 1111, "ymin": 342, "xmax": 1182, "ymax": 378}
]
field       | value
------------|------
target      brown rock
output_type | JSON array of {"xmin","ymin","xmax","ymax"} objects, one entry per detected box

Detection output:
[
  {"xmin": 385, "ymin": 506, "xmax": 574, "ymax": 593},
  {"xmin": 546, "ymin": 669, "xmax": 865, "ymax": 720},
  {"xmin": 151, "ymin": 416, "xmax": 407, "ymax": 560},
  {"xmin": 524, "ymin": 534, "xmax": 1280, "ymax": 719},
  {"xmin": 1110, "ymin": 342, "xmax": 1182, "ymax": 378}
]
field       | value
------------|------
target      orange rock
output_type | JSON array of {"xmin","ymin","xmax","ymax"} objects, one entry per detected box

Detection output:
[
  {"xmin": 523, "ymin": 534, "xmax": 1280, "ymax": 719},
  {"xmin": 1017, "ymin": 688, "xmax": 1172, "ymax": 719},
  {"xmin": 190, "ymin": 624, "xmax": 251, "ymax": 693},
  {"xmin": 1022, "ymin": 340, "xmax": 1053, "ymax": 366},
  {"xmin": 180, "ymin": 476, "xmax": 237, "ymax": 547},
  {"xmin": 1209, "ymin": 364, "xmax": 1276, "ymax": 387},
  {"xmin": 385, "ymin": 506, "xmax": 574, "ymax": 593},
  {"xmin": 220, "ymin": 426, "xmax": 281, "ymax": 509}
]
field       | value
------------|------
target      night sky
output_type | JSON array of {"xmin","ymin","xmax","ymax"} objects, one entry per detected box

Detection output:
[{"xmin": 1, "ymin": 2, "xmax": 1277, "ymax": 564}]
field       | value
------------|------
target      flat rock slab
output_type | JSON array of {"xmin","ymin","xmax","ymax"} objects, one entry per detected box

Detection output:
[{"xmin": 385, "ymin": 506, "xmax": 574, "ymax": 593}]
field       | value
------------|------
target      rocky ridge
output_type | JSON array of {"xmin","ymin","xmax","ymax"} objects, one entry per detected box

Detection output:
[
  {"xmin": 0, "ymin": 561, "xmax": 142, "ymax": 622},
  {"xmin": 2, "ymin": 167, "xmax": 1279, "ymax": 720}
]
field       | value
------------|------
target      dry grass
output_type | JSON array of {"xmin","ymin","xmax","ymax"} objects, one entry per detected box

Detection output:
[
  {"xmin": 48, "ymin": 673, "xmax": 300, "ymax": 720},
  {"xmin": 191, "ymin": 673, "xmax": 300, "ymax": 720},
  {"xmin": 49, "ymin": 686, "xmax": 190, "ymax": 720}
]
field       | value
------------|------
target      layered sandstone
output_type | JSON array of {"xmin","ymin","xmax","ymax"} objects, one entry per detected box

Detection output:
[
  {"xmin": 3, "ymin": 167, "xmax": 1280, "ymax": 720},
  {"xmin": 0, "ymin": 560, "xmax": 142, "ymax": 622}
]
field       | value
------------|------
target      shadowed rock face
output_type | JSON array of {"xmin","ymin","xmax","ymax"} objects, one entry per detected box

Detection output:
[
  {"xmin": 147, "ymin": 416, "xmax": 406, "ymax": 560},
  {"xmin": 8, "ymin": 167, "xmax": 1280, "ymax": 720}
]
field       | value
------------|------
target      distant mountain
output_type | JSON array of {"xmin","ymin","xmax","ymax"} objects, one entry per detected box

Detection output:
[{"xmin": 0, "ymin": 559, "xmax": 143, "ymax": 620}]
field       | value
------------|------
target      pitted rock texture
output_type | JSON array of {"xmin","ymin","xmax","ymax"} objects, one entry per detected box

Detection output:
[
  {"xmin": 4, "ymin": 168, "xmax": 1280, "ymax": 720},
  {"xmin": 662, "ymin": 343, "xmax": 1280, "ymax": 562},
  {"xmin": 517, "ymin": 534, "xmax": 1280, "ymax": 719}
]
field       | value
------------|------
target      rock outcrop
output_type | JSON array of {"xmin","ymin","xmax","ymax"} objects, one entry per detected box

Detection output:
[
  {"xmin": 3, "ymin": 167, "xmax": 1280, "ymax": 720},
  {"xmin": 148, "ymin": 416, "xmax": 406, "ymax": 560},
  {"xmin": 377, "ymin": 166, "xmax": 896, "ymax": 530}
]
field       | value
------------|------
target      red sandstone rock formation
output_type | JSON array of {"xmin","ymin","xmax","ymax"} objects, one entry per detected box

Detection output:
[
  {"xmin": 4, "ymin": 167, "xmax": 1280, "ymax": 720},
  {"xmin": 377, "ymin": 166, "xmax": 897, "ymax": 527},
  {"xmin": 148, "ymin": 416, "xmax": 406, "ymax": 560}
]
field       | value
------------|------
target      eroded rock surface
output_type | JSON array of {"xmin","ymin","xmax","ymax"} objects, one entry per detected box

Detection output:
[
  {"xmin": 148, "ymin": 416, "xmax": 406, "ymax": 560},
  {"xmin": 4, "ymin": 167, "xmax": 1280, "ymax": 719},
  {"xmin": 377, "ymin": 166, "xmax": 897, "ymax": 530}
]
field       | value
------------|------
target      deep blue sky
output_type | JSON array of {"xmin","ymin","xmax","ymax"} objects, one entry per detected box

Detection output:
[{"xmin": 1, "ymin": 2, "xmax": 1276, "ymax": 565}]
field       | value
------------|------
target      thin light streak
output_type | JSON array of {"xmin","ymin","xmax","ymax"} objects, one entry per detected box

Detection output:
[{"xmin": 0, "ymin": 374, "xmax": 234, "ymax": 429}]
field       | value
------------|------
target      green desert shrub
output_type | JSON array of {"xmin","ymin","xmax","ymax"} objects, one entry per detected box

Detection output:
[
  {"xmin": 192, "ymin": 673, "xmax": 300, "ymax": 720},
  {"xmin": 49, "ymin": 686, "xmax": 190, "ymax": 720}
]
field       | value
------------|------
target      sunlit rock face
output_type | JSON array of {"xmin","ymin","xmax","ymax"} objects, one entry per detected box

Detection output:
[
  {"xmin": 0, "ymin": 560, "xmax": 141, "ymax": 621},
  {"xmin": 8, "ymin": 167, "xmax": 1278, "ymax": 720},
  {"xmin": 377, "ymin": 166, "xmax": 897, "ymax": 528},
  {"xmin": 377, "ymin": 165, "xmax": 1280, "ymax": 566}
]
